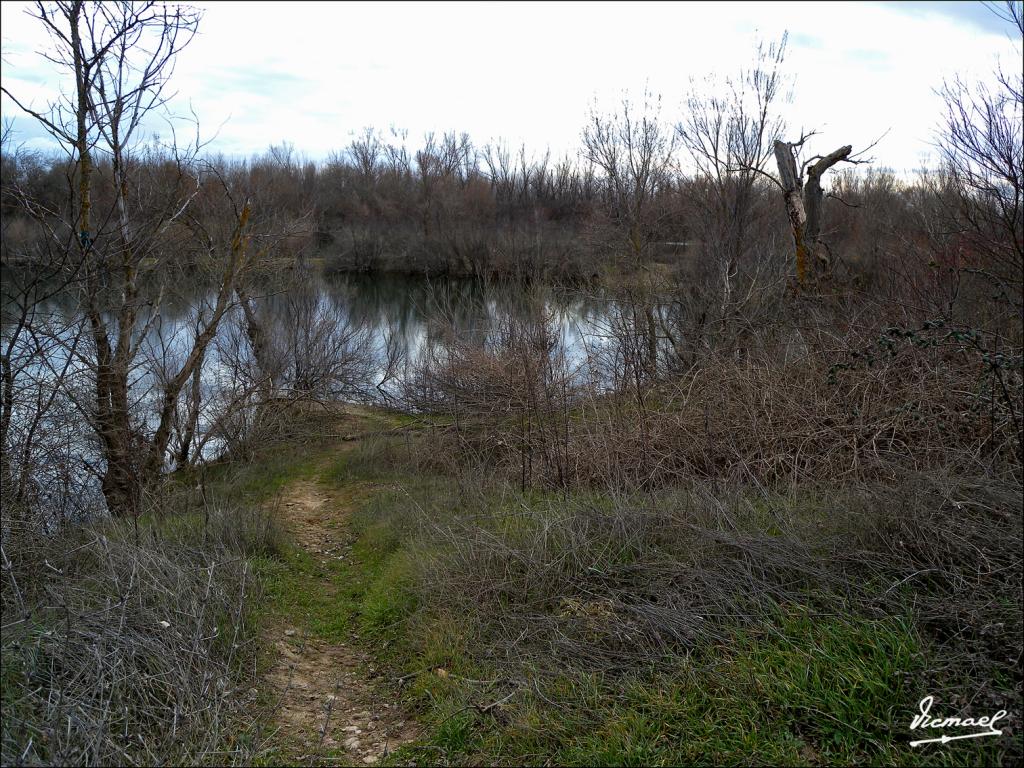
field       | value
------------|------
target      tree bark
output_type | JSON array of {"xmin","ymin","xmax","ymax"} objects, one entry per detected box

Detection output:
[
  {"xmin": 804, "ymin": 145, "xmax": 852, "ymax": 255},
  {"xmin": 773, "ymin": 140, "xmax": 809, "ymax": 288},
  {"xmin": 176, "ymin": 355, "xmax": 204, "ymax": 468},
  {"xmin": 236, "ymin": 283, "xmax": 273, "ymax": 393},
  {"xmin": 774, "ymin": 140, "xmax": 853, "ymax": 287}
]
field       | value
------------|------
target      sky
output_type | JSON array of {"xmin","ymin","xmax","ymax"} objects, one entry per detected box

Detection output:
[{"xmin": 1, "ymin": 1, "xmax": 1020, "ymax": 172}]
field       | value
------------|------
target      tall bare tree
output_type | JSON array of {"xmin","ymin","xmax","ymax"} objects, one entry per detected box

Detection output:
[
  {"xmin": 677, "ymin": 34, "xmax": 790, "ymax": 312},
  {"xmin": 582, "ymin": 90, "xmax": 677, "ymax": 378},
  {"xmin": 583, "ymin": 89, "xmax": 677, "ymax": 266},
  {"xmin": 3, "ymin": 1, "xmax": 252, "ymax": 518},
  {"xmin": 933, "ymin": 0, "xmax": 1022, "ymax": 290}
]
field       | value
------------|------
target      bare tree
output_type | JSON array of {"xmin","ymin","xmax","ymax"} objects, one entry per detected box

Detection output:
[
  {"xmin": 677, "ymin": 34, "xmax": 790, "ymax": 312},
  {"xmin": 772, "ymin": 133, "xmax": 859, "ymax": 287},
  {"xmin": 582, "ymin": 90, "xmax": 677, "ymax": 378},
  {"xmin": 3, "ymin": 2, "xmax": 252, "ymax": 518},
  {"xmin": 933, "ymin": 0, "xmax": 1022, "ymax": 288},
  {"xmin": 582, "ymin": 89, "xmax": 677, "ymax": 266}
]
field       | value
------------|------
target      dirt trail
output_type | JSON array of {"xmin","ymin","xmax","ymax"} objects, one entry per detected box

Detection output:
[{"xmin": 263, "ymin": 440, "xmax": 417, "ymax": 765}]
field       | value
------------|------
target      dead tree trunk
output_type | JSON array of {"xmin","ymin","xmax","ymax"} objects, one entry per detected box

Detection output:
[
  {"xmin": 774, "ymin": 140, "xmax": 854, "ymax": 288},
  {"xmin": 804, "ymin": 145, "xmax": 853, "ymax": 259},
  {"xmin": 774, "ymin": 140, "xmax": 809, "ymax": 287}
]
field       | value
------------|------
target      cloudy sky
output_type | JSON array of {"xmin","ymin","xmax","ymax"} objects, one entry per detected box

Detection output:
[{"xmin": 1, "ymin": 1, "xmax": 1019, "ymax": 171}]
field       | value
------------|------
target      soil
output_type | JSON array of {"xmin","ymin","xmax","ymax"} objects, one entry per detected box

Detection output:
[{"xmin": 261, "ymin": 435, "xmax": 417, "ymax": 765}]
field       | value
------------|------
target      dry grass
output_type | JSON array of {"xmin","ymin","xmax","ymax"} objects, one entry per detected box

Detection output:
[
  {"xmin": 0, "ymin": 503, "xmax": 281, "ymax": 766},
  {"xmin": 374, "ymin": 469, "xmax": 1020, "ymax": 682},
  {"xmin": 406, "ymin": 307, "xmax": 1021, "ymax": 491}
]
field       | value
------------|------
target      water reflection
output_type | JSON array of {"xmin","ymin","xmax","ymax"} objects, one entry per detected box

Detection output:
[
  {"xmin": 1, "ymin": 267, "xmax": 643, "ymax": 523},
  {"xmin": 276, "ymin": 272, "xmax": 621, "ymax": 381}
]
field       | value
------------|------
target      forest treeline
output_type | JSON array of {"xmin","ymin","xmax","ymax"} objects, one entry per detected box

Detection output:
[{"xmin": 3, "ymin": 119, "xmax": 1017, "ymax": 285}]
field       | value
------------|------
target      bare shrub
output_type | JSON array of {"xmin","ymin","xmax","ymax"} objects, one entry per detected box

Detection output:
[
  {"xmin": 0, "ymin": 503, "xmax": 280, "ymax": 765},
  {"xmin": 410, "ymin": 314, "xmax": 1020, "ymax": 492},
  {"xmin": 402, "ymin": 287, "xmax": 579, "ymax": 489},
  {"xmin": 368, "ymin": 463, "xmax": 1019, "ymax": 693}
]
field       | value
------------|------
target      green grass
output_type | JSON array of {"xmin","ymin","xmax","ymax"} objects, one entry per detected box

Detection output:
[
  {"xmin": 243, "ymin": 431, "xmax": 430, "ymax": 648},
  {"xmin": 255, "ymin": 548, "xmax": 353, "ymax": 642},
  {"xmin": 201, "ymin": 414, "xmax": 1019, "ymax": 767},
  {"xmin": 203, "ymin": 448, "xmax": 321, "ymax": 504},
  {"xmin": 305, "ymin": 431, "xmax": 1020, "ymax": 767},
  {"xmin": 386, "ymin": 615, "xmax": 921, "ymax": 766},
  {"xmin": 378, "ymin": 612, "xmax": 1010, "ymax": 767}
]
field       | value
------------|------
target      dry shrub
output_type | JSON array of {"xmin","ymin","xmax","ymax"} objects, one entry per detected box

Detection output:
[
  {"xmin": 0, "ymin": 503, "xmax": 280, "ymax": 766},
  {"xmin": 846, "ymin": 475, "xmax": 1023, "ymax": 681},
  {"xmin": 571, "ymin": 342, "xmax": 1020, "ymax": 487},
  {"xmin": 402, "ymin": 306, "xmax": 582, "ymax": 489},
  {"xmin": 395, "ymin": 470, "xmax": 1020, "ymax": 696},
  {"xmin": 408, "ymin": 317, "xmax": 1021, "ymax": 490}
]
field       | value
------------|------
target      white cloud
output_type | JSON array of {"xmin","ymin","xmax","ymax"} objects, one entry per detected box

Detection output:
[{"xmin": 2, "ymin": 1, "xmax": 1017, "ymax": 170}]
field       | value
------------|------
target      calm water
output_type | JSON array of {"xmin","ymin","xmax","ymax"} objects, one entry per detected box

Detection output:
[
  {"xmin": 2, "ymin": 267, "xmax": 681, "ymax": 521},
  {"xmin": 304, "ymin": 271, "xmax": 620, "ymax": 370},
  {"xmin": 2, "ymin": 268, "xmax": 621, "ymax": 381}
]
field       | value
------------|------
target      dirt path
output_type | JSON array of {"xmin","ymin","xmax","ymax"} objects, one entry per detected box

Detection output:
[{"xmin": 262, "ymin": 445, "xmax": 417, "ymax": 765}]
